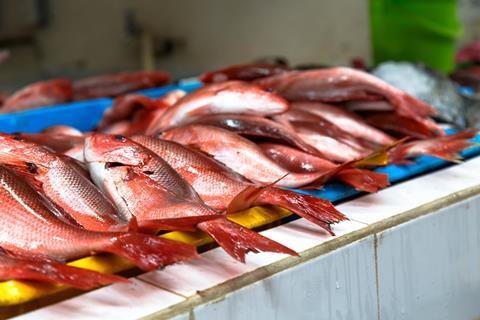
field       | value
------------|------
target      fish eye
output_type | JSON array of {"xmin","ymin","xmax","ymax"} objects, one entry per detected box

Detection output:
[
  {"xmin": 25, "ymin": 162, "xmax": 38, "ymax": 174},
  {"xmin": 114, "ymin": 135, "xmax": 126, "ymax": 141}
]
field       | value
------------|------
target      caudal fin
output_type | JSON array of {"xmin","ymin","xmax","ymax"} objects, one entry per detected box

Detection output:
[
  {"xmin": 336, "ymin": 168, "xmax": 390, "ymax": 193},
  {"xmin": 198, "ymin": 218, "xmax": 297, "ymax": 262},
  {"xmin": 255, "ymin": 188, "xmax": 347, "ymax": 236},
  {"xmin": 2, "ymin": 254, "xmax": 126, "ymax": 290},
  {"xmin": 389, "ymin": 131, "xmax": 478, "ymax": 163},
  {"xmin": 104, "ymin": 233, "xmax": 199, "ymax": 271}
]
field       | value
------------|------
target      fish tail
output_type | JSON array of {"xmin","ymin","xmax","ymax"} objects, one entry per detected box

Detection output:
[
  {"xmin": 335, "ymin": 168, "xmax": 390, "ymax": 193},
  {"xmin": 6, "ymin": 256, "xmax": 127, "ymax": 290},
  {"xmin": 256, "ymin": 189, "xmax": 347, "ymax": 235},
  {"xmin": 198, "ymin": 218, "xmax": 297, "ymax": 262},
  {"xmin": 390, "ymin": 135, "xmax": 478, "ymax": 163},
  {"xmin": 104, "ymin": 233, "xmax": 199, "ymax": 271}
]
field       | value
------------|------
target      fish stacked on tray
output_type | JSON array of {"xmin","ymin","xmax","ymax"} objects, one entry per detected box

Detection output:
[
  {"xmin": 0, "ymin": 64, "xmax": 477, "ymax": 292},
  {"xmin": 0, "ymin": 71, "xmax": 171, "ymax": 114}
]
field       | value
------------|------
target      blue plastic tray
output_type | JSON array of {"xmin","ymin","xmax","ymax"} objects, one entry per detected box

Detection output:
[
  {"xmin": 0, "ymin": 81, "xmax": 203, "ymax": 133},
  {"xmin": 0, "ymin": 80, "xmax": 479, "ymax": 206}
]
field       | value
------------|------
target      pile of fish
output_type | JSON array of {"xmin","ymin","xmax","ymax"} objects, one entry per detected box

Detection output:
[
  {"xmin": 0, "ymin": 64, "xmax": 477, "ymax": 291},
  {"xmin": 0, "ymin": 71, "xmax": 170, "ymax": 114}
]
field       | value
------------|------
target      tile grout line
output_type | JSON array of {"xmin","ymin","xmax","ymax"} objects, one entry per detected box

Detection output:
[
  {"xmin": 374, "ymin": 233, "xmax": 381, "ymax": 320},
  {"xmin": 137, "ymin": 277, "xmax": 190, "ymax": 299}
]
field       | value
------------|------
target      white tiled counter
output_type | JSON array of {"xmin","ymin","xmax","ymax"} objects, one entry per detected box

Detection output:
[{"xmin": 14, "ymin": 157, "xmax": 480, "ymax": 320}]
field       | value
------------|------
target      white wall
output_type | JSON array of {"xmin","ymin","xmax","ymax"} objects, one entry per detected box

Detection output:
[{"xmin": 0, "ymin": 0, "xmax": 371, "ymax": 90}]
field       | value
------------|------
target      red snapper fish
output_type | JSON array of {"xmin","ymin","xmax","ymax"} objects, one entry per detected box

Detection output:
[
  {"xmin": 73, "ymin": 71, "xmax": 170, "ymax": 100},
  {"xmin": 0, "ymin": 247, "xmax": 126, "ymax": 290},
  {"xmin": 0, "ymin": 165, "xmax": 198, "ymax": 271},
  {"xmin": 131, "ymin": 135, "xmax": 347, "ymax": 235},
  {"xmin": 146, "ymin": 81, "xmax": 289, "ymax": 134},
  {"xmin": 1, "ymin": 79, "xmax": 72, "ymax": 113},
  {"xmin": 254, "ymin": 67, "xmax": 443, "ymax": 136},
  {"xmin": 84, "ymin": 134, "xmax": 297, "ymax": 262},
  {"xmin": 161, "ymin": 124, "xmax": 351, "ymax": 188},
  {"xmin": 200, "ymin": 63, "xmax": 289, "ymax": 83}
]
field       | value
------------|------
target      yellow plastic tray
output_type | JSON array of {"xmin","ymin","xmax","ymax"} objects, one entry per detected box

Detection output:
[{"xmin": 0, "ymin": 206, "xmax": 292, "ymax": 307}]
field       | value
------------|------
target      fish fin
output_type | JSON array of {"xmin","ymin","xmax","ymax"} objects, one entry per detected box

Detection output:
[
  {"xmin": 137, "ymin": 215, "xmax": 225, "ymax": 233},
  {"xmin": 0, "ymin": 162, "xmax": 44, "ymax": 190},
  {"xmin": 255, "ymin": 189, "xmax": 347, "ymax": 235},
  {"xmin": 354, "ymin": 137, "xmax": 410, "ymax": 168},
  {"xmin": 335, "ymin": 168, "xmax": 390, "ymax": 193},
  {"xmin": 389, "ymin": 137, "xmax": 476, "ymax": 163},
  {"xmin": 198, "ymin": 218, "xmax": 297, "ymax": 262},
  {"xmin": 226, "ymin": 174, "xmax": 289, "ymax": 214},
  {"xmin": 103, "ymin": 233, "xmax": 199, "ymax": 271},
  {"xmin": 1, "ymin": 252, "xmax": 127, "ymax": 290}
]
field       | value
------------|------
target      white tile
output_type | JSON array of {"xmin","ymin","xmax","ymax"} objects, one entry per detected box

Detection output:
[
  {"xmin": 377, "ymin": 195, "xmax": 480, "ymax": 320},
  {"xmin": 193, "ymin": 236, "xmax": 377, "ymax": 320},
  {"xmin": 139, "ymin": 219, "xmax": 365, "ymax": 297},
  {"xmin": 340, "ymin": 157, "xmax": 480, "ymax": 224},
  {"xmin": 13, "ymin": 279, "xmax": 184, "ymax": 320}
]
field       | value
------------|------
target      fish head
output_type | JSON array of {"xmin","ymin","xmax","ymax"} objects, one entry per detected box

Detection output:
[
  {"xmin": 0, "ymin": 133, "xmax": 56, "ymax": 172},
  {"xmin": 84, "ymin": 133, "xmax": 152, "ymax": 167}
]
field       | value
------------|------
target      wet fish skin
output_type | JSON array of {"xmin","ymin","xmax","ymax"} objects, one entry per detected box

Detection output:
[
  {"xmin": 0, "ymin": 133, "xmax": 127, "ymax": 230},
  {"xmin": 85, "ymin": 134, "xmax": 298, "ymax": 262},
  {"xmin": 189, "ymin": 113, "xmax": 320, "ymax": 154},
  {"xmin": 146, "ymin": 81, "xmax": 289, "ymax": 134},
  {"xmin": 161, "ymin": 124, "xmax": 344, "ymax": 188},
  {"xmin": 255, "ymin": 67, "xmax": 444, "ymax": 136},
  {"xmin": 73, "ymin": 71, "xmax": 170, "ymax": 101},
  {"xmin": 200, "ymin": 63, "xmax": 289, "ymax": 83},
  {"xmin": 1, "ymin": 79, "xmax": 72, "ymax": 113},
  {"xmin": 0, "ymin": 165, "xmax": 198, "ymax": 270},
  {"xmin": 0, "ymin": 247, "xmax": 127, "ymax": 290},
  {"xmin": 289, "ymin": 101, "xmax": 394, "ymax": 146},
  {"xmin": 131, "ymin": 135, "xmax": 347, "ymax": 235}
]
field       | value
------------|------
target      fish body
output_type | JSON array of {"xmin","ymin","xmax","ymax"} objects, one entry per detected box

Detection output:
[
  {"xmin": 131, "ymin": 135, "xmax": 346, "ymax": 235},
  {"xmin": 290, "ymin": 102, "xmax": 394, "ymax": 146},
  {"xmin": 1, "ymin": 79, "xmax": 72, "ymax": 113},
  {"xmin": 146, "ymin": 81, "xmax": 289, "ymax": 133},
  {"xmin": 85, "ymin": 134, "xmax": 297, "ymax": 262},
  {"xmin": 190, "ymin": 114, "xmax": 319, "ymax": 154},
  {"xmin": 0, "ymin": 248, "xmax": 126, "ymax": 290},
  {"xmin": 0, "ymin": 165, "xmax": 197, "ymax": 270},
  {"xmin": 73, "ymin": 71, "xmax": 170, "ymax": 100},
  {"xmin": 200, "ymin": 63, "xmax": 289, "ymax": 83},
  {"xmin": 161, "ymin": 124, "xmax": 345, "ymax": 188},
  {"xmin": 0, "ymin": 134, "xmax": 126, "ymax": 231}
]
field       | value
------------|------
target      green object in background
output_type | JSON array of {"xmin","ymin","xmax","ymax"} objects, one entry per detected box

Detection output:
[{"xmin": 370, "ymin": 0, "xmax": 463, "ymax": 73}]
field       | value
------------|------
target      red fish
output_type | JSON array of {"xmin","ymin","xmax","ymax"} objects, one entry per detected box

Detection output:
[
  {"xmin": 255, "ymin": 68, "xmax": 443, "ymax": 136},
  {"xmin": 73, "ymin": 71, "xmax": 170, "ymax": 100},
  {"xmin": 0, "ymin": 248, "xmax": 126, "ymax": 290},
  {"xmin": 131, "ymin": 135, "xmax": 347, "ymax": 235},
  {"xmin": 289, "ymin": 102, "xmax": 394, "ymax": 146},
  {"xmin": 0, "ymin": 134, "xmax": 126, "ymax": 231},
  {"xmin": 190, "ymin": 114, "xmax": 320, "ymax": 154},
  {"xmin": 146, "ymin": 81, "xmax": 289, "ymax": 134},
  {"xmin": 85, "ymin": 134, "xmax": 297, "ymax": 262},
  {"xmin": 1, "ymin": 79, "xmax": 73, "ymax": 113},
  {"xmin": 161, "ymin": 124, "xmax": 348, "ymax": 188},
  {"xmin": 200, "ymin": 63, "xmax": 289, "ymax": 83},
  {"xmin": 260, "ymin": 143, "xmax": 389, "ymax": 193},
  {"xmin": 0, "ymin": 165, "xmax": 198, "ymax": 271},
  {"xmin": 388, "ymin": 129, "xmax": 479, "ymax": 163},
  {"xmin": 41, "ymin": 125, "xmax": 83, "ymax": 136},
  {"xmin": 365, "ymin": 112, "xmax": 439, "ymax": 140},
  {"xmin": 273, "ymin": 109, "xmax": 371, "ymax": 162}
]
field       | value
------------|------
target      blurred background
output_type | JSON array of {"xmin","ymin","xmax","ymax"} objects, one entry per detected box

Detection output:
[{"xmin": 0, "ymin": 0, "xmax": 478, "ymax": 91}]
